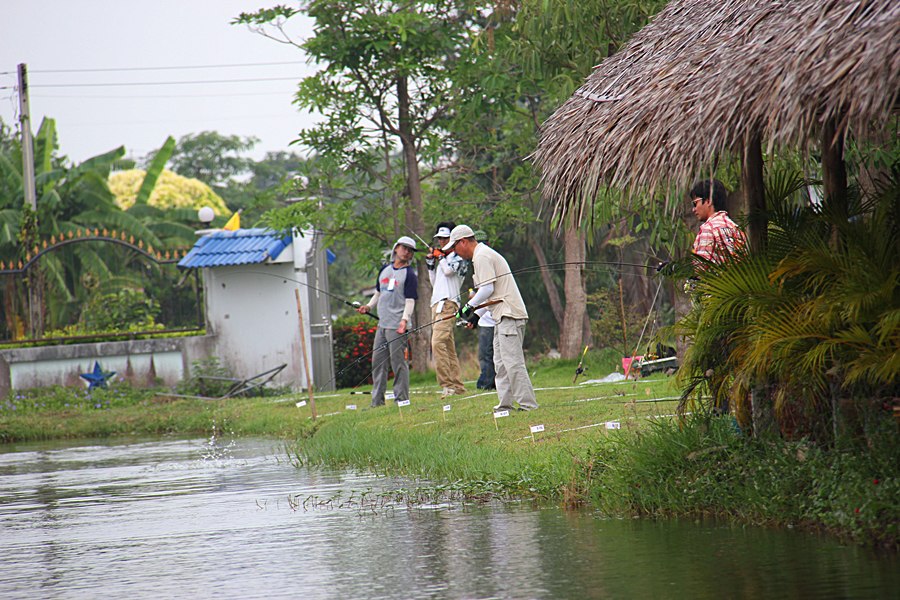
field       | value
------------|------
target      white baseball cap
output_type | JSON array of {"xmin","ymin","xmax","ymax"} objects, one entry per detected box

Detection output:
[
  {"xmin": 441, "ymin": 225, "xmax": 475, "ymax": 252},
  {"xmin": 393, "ymin": 235, "xmax": 417, "ymax": 251},
  {"xmin": 434, "ymin": 226, "xmax": 452, "ymax": 238}
]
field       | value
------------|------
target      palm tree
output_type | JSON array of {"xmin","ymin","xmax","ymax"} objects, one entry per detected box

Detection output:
[
  {"xmin": 0, "ymin": 120, "xmax": 200, "ymax": 337},
  {"xmin": 673, "ymin": 162, "xmax": 899, "ymax": 446}
]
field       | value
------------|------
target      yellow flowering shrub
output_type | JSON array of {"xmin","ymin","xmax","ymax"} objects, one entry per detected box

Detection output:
[{"xmin": 109, "ymin": 169, "xmax": 231, "ymax": 215}]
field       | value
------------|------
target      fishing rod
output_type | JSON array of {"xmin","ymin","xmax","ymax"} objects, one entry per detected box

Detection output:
[
  {"xmin": 247, "ymin": 270, "xmax": 378, "ymax": 321},
  {"xmin": 435, "ymin": 260, "xmax": 661, "ymax": 314},
  {"xmin": 321, "ymin": 299, "xmax": 504, "ymax": 393},
  {"xmin": 303, "ymin": 258, "xmax": 667, "ymax": 395},
  {"xmin": 404, "ymin": 225, "xmax": 433, "ymax": 251},
  {"xmin": 331, "ymin": 260, "xmax": 666, "ymax": 391},
  {"xmin": 573, "ymin": 345, "xmax": 590, "ymax": 384}
]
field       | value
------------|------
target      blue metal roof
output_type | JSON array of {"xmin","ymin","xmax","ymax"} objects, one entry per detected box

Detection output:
[{"xmin": 177, "ymin": 228, "xmax": 293, "ymax": 269}]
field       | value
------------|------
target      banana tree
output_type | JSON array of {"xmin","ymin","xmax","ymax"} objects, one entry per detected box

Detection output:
[{"xmin": 0, "ymin": 121, "xmax": 193, "ymax": 338}]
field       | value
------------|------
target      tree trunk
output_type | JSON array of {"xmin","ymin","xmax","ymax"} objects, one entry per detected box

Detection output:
[
  {"xmin": 742, "ymin": 131, "xmax": 766, "ymax": 252},
  {"xmin": 822, "ymin": 118, "xmax": 848, "ymax": 215},
  {"xmin": 527, "ymin": 237, "xmax": 563, "ymax": 329},
  {"xmin": 397, "ymin": 75, "xmax": 431, "ymax": 373},
  {"xmin": 559, "ymin": 223, "xmax": 585, "ymax": 358},
  {"xmin": 382, "ymin": 126, "xmax": 400, "ymax": 240}
]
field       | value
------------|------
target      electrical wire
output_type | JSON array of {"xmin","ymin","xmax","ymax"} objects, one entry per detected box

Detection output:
[
  {"xmin": 32, "ymin": 90, "xmax": 295, "ymax": 100},
  {"xmin": 30, "ymin": 76, "xmax": 301, "ymax": 88},
  {"xmin": 29, "ymin": 61, "xmax": 305, "ymax": 73}
]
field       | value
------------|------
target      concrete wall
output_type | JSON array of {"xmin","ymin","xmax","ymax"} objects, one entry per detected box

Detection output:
[{"xmin": 0, "ymin": 335, "xmax": 216, "ymax": 397}]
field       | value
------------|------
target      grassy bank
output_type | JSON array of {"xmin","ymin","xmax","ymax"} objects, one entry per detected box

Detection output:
[
  {"xmin": 2, "ymin": 351, "xmax": 896, "ymax": 549},
  {"xmin": 0, "ymin": 385, "xmax": 309, "ymax": 442}
]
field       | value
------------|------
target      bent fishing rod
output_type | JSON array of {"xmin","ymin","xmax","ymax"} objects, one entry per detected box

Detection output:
[
  {"xmin": 247, "ymin": 270, "xmax": 378, "ymax": 321},
  {"xmin": 272, "ymin": 258, "xmax": 667, "ymax": 394},
  {"xmin": 437, "ymin": 260, "xmax": 662, "ymax": 313},
  {"xmin": 320, "ymin": 299, "xmax": 504, "ymax": 393},
  {"xmin": 329, "ymin": 260, "xmax": 669, "ymax": 393}
]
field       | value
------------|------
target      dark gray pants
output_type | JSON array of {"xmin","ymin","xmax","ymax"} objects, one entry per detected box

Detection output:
[
  {"xmin": 477, "ymin": 326, "xmax": 496, "ymax": 389},
  {"xmin": 371, "ymin": 327, "xmax": 409, "ymax": 406}
]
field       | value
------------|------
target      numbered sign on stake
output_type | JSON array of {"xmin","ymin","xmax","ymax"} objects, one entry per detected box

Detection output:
[
  {"xmin": 530, "ymin": 424, "xmax": 545, "ymax": 433},
  {"xmin": 397, "ymin": 400, "xmax": 411, "ymax": 407},
  {"xmin": 443, "ymin": 405, "xmax": 452, "ymax": 412},
  {"xmin": 295, "ymin": 400, "xmax": 307, "ymax": 408},
  {"xmin": 605, "ymin": 421, "xmax": 621, "ymax": 429},
  {"xmin": 346, "ymin": 404, "xmax": 357, "ymax": 411},
  {"xmin": 494, "ymin": 410, "xmax": 510, "ymax": 418},
  {"xmin": 385, "ymin": 392, "xmax": 396, "ymax": 400}
]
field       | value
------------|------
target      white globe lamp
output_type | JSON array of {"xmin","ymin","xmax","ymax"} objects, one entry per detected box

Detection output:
[{"xmin": 197, "ymin": 206, "xmax": 215, "ymax": 224}]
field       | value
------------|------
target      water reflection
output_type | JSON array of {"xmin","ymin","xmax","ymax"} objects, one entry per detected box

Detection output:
[{"xmin": 0, "ymin": 437, "xmax": 896, "ymax": 599}]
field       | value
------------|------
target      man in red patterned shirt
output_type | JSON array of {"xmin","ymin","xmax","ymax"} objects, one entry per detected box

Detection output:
[{"xmin": 690, "ymin": 179, "xmax": 747, "ymax": 266}]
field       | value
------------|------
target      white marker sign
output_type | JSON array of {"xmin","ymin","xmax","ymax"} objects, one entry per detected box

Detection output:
[
  {"xmin": 397, "ymin": 399, "xmax": 411, "ymax": 407},
  {"xmin": 443, "ymin": 405, "xmax": 452, "ymax": 412},
  {"xmin": 346, "ymin": 404, "xmax": 357, "ymax": 410},
  {"xmin": 493, "ymin": 410, "xmax": 510, "ymax": 418},
  {"xmin": 295, "ymin": 400, "xmax": 307, "ymax": 408},
  {"xmin": 385, "ymin": 392, "xmax": 395, "ymax": 400},
  {"xmin": 605, "ymin": 421, "xmax": 621, "ymax": 429},
  {"xmin": 530, "ymin": 424, "xmax": 545, "ymax": 433}
]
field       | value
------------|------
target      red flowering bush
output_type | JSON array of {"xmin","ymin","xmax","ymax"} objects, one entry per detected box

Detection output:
[{"xmin": 332, "ymin": 316, "xmax": 377, "ymax": 388}]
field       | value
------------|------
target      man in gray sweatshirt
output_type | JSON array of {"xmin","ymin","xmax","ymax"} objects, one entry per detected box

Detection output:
[{"xmin": 357, "ymin": 236, "xmax": 418, "ymax": 407}]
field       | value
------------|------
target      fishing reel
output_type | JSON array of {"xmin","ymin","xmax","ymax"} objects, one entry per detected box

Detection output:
[
  {"xmin": 425, "ymin": 247, "xmax": 446, "ymax": 270},
  {"xmin": 455, "ymin": 312, "xmax": 479, "ymax": 329}
]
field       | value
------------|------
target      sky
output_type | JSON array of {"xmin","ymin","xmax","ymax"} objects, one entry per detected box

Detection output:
[{"xmin": 0, "ymin": 0, "xmax": 319, "ymax": 164}]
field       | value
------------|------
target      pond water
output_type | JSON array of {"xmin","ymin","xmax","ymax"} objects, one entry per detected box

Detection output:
[{"xmin": 0, "ymin": 436, "xmax": 896, "ymax": 599}]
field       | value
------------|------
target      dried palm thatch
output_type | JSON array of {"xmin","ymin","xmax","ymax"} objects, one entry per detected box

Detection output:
[{"xmin": 535, "ymin": 0, "xmax": 900, "ymax": 223}]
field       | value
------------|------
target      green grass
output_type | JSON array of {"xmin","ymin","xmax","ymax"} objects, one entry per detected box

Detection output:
[
  {"xmin": 0, "ymin": 384, "xmax": 310, "ymax": 442},
  {"xmin": 2, "ymin": 350, "xmax": 896, "ymax": 549}
]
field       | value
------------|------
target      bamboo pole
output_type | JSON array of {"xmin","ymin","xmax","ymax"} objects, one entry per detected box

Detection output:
[{"xmin": 294, "ymin": 288, "xmax": 317, "ymax": 420}]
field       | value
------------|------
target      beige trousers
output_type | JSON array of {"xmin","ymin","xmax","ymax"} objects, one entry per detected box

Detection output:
[
  {"xmin": 431, "ymin": 301, "xmax": 466, "ymax": 393},
  {"xmin": 493, "ymin": 317, "xmax": 537, "ymax": 409}
]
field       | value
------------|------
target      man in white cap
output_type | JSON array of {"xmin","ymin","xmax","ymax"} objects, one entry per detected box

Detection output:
[
  {"xmin": 357, "ymin": 236, "xmax": 418, "ymax": 407},
  {"xmin": 443, "ymin": 225, "xmax": 537, "ymax": 411},
  {"xmin": 427, "ymin": 221, "xmax": 468, "ymax": 398}
]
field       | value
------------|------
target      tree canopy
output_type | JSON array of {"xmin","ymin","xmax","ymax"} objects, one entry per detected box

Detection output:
[{"xmin": 109, "ymin": 169, "xmax": 231, "ymax": 215}]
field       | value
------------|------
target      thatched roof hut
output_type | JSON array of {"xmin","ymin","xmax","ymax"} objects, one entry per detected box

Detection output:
[{"xmin": 536, "ymin": 0, "xmax": 900, "ymax": 230}]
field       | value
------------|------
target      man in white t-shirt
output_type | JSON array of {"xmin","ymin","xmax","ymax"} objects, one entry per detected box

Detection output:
[
  {"xmin": 462, "ymin": 230, "xmax": 496, "ymax": 390},
  {"xmin": 443, "ymin": 225, "xmax": 537, "ymax": 411},
  {"xmin": 426, "ymin": 222, "xmax": 467, "ymax": 397}
]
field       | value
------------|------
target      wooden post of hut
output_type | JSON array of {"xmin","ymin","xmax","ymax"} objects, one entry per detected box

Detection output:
[
  {"xmin": 822, "ymin": 118, "xmax": 849, "ymax": 216},
  {"xmin": 742, "ymin": 131, "xmax": 767, "ymax": 253}
]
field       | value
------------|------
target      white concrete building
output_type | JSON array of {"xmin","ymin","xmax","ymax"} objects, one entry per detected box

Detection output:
[{"xmin": 178, "ymin": 227, "xmax": 335, "ymax": 392}]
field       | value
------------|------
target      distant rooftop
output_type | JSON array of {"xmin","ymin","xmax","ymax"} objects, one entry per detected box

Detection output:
[{"xmin": 177, "ymin": 228, "xmax": 292, "ymax": 269}]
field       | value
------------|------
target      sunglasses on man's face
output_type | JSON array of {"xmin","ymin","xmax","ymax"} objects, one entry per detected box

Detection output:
[{"xmin": 692, "ymin": 198, "xmax": 707, "ymax": 207}]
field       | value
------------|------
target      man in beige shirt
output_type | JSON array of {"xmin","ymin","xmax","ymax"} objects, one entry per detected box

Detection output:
[{"xmin": 443, "ymin": 225, "xmax": 538, "ymax": 411}]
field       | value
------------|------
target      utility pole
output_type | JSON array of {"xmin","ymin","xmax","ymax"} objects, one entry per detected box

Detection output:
[
  {"xmin": 17, "ymin": 64, "xmax": 36, "ymax": 211},
  {"xmin": 18, "ymin": 63, "xmax": 43, "ymax": 338}
]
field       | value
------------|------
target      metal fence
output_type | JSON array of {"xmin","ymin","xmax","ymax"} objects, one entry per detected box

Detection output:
[{"xmin": 0, "ymin": 232, "xmax": 201, "ymax": 344}]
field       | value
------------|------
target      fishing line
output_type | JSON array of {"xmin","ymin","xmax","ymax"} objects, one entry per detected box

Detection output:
[
  {"xmin": 294, "ymin": 259, "xmax": 665, "ymax": 396},
  {"xmin": 627, "ymin": 279, "xmax": 664, "ymax": 364},
  {"xmin": 247, "ymin": 270, "xmax": 378, "ymax": 321},
  {"xmin": 322, "ymin": 299, "xmax": 503, "ymax": 393}
]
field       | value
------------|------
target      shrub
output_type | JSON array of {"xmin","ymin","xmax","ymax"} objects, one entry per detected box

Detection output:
[
  {"xmin": 81, "ymin": 288, "xmax": 161, "ymax": 333},
  {"xmin": 332, "ymin": 316, "xmax": 377, "ymax": 389}
]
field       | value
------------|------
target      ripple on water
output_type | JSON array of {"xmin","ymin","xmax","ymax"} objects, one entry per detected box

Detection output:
[{"xmin": 1, "ymin": 437, "xmax": 897, "ymax": 600}]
